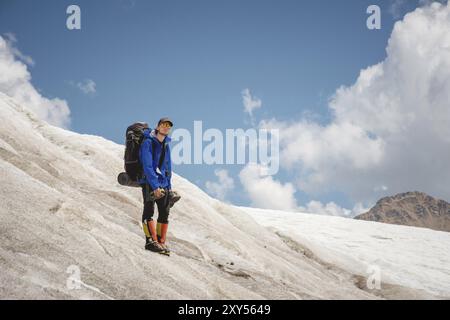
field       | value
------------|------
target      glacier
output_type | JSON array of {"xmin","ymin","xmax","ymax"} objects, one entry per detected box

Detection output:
[{"xmin": 1, "ymin": 91, "xmax": 449, "ymax": 300}]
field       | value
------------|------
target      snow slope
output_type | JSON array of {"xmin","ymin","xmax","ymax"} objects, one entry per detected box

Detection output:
[
  {"xmin": 243, "ymin": 207, "xmax": 450, "ymax": 299},
  {"xmin": 0, "ymin": 91, "xmax": 448, "ymax": 299}
]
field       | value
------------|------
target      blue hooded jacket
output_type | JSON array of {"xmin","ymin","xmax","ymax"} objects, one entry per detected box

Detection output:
[{"xmin": 138, "ymin": 128, "xmax": 172, "ymax": 190}]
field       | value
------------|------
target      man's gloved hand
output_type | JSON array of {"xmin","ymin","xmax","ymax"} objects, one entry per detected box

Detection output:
[{"xmin": 153, "ymin": 188, "xmax": 166, "ymax": 200}]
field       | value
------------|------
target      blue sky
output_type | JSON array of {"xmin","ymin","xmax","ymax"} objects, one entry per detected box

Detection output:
[{"xmin": 0, "ymin": 0, "xmax": 440, "ymax": 212}]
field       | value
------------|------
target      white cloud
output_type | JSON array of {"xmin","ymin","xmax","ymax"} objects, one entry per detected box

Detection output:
[
  {"xmin": 390, "ymin": 0, "xmax": 448, "ymax": 19},
  {"xmin": 0, "ymin": 35, "xmax": 70, "ymax": 128},
  {"xmin": 242, "ymin": 88, "xmax": 262, "ymax": 118},
  {"xmin": 260, "ymin": 2, "xmax": 450, "ymax": 204},
  {"xmin": 238, "ymin": 163, "xmax": 367, "ymax": 217},
  {"xmin": 304, "ymin": 200, "xmax": 351, "ymax": 217},
  {"xmin": 3, "ymin": 32, "xmax": 17, "ymax": 43},
  {"xmin": 76, "ymin": 79, "xmax": 97, "ymax": 95},
  {"xmin": 389, "ymin": 0, "xmax": 410, "ymax": 19},
  {"xmin": 3, "ymin": 32, "xmax": 34, "ymax": 66},
  {"xmin": 303, "ymin": 201, "xmax": 368, "ymax": 218},
  {"xmin": 239, "ymin": 163, "xmax": 298, "ymax": 211},
  {"xmin": 205, "ymin": 169, "xmax": 235, "ymax": 201}
]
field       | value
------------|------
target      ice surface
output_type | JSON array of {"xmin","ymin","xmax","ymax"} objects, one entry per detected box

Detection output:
[{"xmin": 1, "ymin": 92, "xmax": 448, "ymax": 299}]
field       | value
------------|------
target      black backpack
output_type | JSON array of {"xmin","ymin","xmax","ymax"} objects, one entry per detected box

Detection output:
[{"xmin": 123, "ymin": 122, "xmax": 167, "ymax": 182}]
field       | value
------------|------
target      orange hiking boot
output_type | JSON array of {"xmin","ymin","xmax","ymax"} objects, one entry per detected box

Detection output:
[{"xmin": 157, "ymin": 222, "xmax": 171, "ymax": 256}]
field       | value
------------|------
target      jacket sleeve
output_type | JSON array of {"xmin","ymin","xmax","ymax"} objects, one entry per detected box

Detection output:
[{"xmin": 140, "ymin": 139, "xmax": 160, "ymax": 190}]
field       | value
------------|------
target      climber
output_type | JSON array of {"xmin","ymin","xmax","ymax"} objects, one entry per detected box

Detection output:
[{"xmin": 139, "ymin": 117, "xmax": 174, "ymax": 255}]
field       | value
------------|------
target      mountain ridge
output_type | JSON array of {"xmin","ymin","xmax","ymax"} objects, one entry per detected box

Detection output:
[{"xmin": 355, "ymin": 191, "xmax": 450, "ymax": 232}]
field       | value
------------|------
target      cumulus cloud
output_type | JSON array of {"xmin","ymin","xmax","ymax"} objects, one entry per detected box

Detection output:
[
  {"xmin": 260, "ymin": 2, "xmax": 450, "ymax": 205},
  {"xmin": 242, "ymin": 88, "xmax": 262, "ymax": 119},
  {"xmin": 239, "ymin": 163, "xmax": 299, "ymax": 211},
  {"xmin": 389, "ymin": 0, "xmax": 409, "ymax": 19},
  {"xmin": 3, "ymin": 33, "xmax": 35, "ymax": 66},
  {"xmin": 303, "ymin": 201, "xmax": 368, "ymax": 218},
  {"xmin": 76, "ymin": 79, "xmax": 97, "ymax": 95},
  {"xmin": 238, "ymin": 163, "xmax": 367, "ymax": 217},
  {"xmin": 205, "ymin": 169, "xmax": 235, "ymax": 201},
  {"xmin": 0, "ymin": 35, "xmax": 70, "ymax": 128},
  {"xmin": 390, "ymin": 0, "xmax": 448, "ymax": 19}
]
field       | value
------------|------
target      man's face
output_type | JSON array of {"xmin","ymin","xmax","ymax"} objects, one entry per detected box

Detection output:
[{"xmin": 157, "ymin": 121, "xmax": 172, "ymax": 136}]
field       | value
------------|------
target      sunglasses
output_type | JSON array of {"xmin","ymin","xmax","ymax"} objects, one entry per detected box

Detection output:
[{"xmin": 160, "ymin": 122, "xmax": 172, "ymax": 128}]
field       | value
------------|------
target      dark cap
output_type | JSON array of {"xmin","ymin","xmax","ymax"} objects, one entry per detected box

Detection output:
[{"xmin": 157, "ymin": 117, "xmax": 173, "ymax": 127}]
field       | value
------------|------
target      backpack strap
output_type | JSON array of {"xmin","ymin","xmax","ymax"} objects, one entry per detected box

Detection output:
[
  {"xmin": 159, "ymin": 142, "xmax": 167, "ymax": 169},
  {"xmin": 151, "ymin": 139, "xmax": 167, "ymax": 170}
]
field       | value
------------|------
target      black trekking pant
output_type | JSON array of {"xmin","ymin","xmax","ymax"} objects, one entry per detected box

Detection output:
[{"xmin": 141, "ymin": 184, "xmax": 171, "ymax": 224}]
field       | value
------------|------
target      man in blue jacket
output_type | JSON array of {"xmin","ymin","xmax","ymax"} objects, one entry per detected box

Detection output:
[{"xmin": 139, "ymin": 117, "xmax": 173, "ymax": 255}]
